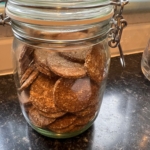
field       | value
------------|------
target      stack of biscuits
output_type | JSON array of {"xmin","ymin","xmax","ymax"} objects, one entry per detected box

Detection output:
[{"xmin": 18, "ymin": 37, "xmax": 106, "ymax": 134}]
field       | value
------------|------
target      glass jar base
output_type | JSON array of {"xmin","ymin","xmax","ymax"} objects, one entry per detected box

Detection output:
[
  {"xmin": 21, "ymin": 105, "xmax": 95, "ymax": 138},
  {"xmin": 27, "ymin": 119, "xmax": 94, "ymax": 139}
]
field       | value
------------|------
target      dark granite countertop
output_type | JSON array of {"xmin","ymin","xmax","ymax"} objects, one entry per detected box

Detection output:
[{"xmin": 1, "ymin": 53, "xmax": 150, "ymax": 150}]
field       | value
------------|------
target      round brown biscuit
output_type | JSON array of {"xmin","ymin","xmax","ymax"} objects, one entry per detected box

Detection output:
[
  {"xmin": 31, "ymin": 73, "xmax": 57, "ymax": 89},
  {"xmin": 34, "ymin": 49, "xmax": 48, "ymax": 65},
  {"xmin": 48, "ymin": 114, "xmax": 77, "ymax": 130},
  {"xmin": 19, "ymin": 45, "xmax": 28, "ymax": 61},
  {"xmin": 35, "ymin": 63, "xmax": 52, "ymax": 77},
  {"xmin": 31, "ymin": 73, "xmax": 52, "ymax": 88},
  {"xmin": 19, "ymin": 70, "xmax": 39, "ymax": 91},
  {"xmin": 30, "ymin": 96, "xmax": 61, "ymax": 113},
  {"xmin": 34, "ymin": 49, "xmax": 54, "ymax": 77},
  {"xmin": 49, "ymin": 124, "xmax": 75, "ymax": 134},
  {"xmin": 69, "ymin": 125, "xmax": 86, "ymax": 133},
  {"xmin": 30, "ymin": 80, "xmax": 44, "ymax": 96},
  {"xmin": 19, "ymin": 55, "xmax": 34, "ymax": 76},
  {"xmin": 47, "ymin": 52, "xmax": 86, "ymax": 78},
  {"xmin": 19, "ymin": 45, "xmax": 34, "ymax": 76},
  {"xmin": 75, "ymin": 104, "xmax": 98, "ymax": 117},
  {"xmin": 84, "ymin": 43, "xmax": 106, "ymax": 83},
  {"xmin": 30, "ymin": 74, "xmax": 62, "ymax": 113},
  {"xmin": 38, "ymin": 110, "xmax": 66, "ymax": 119},
  {"xmin": 19, "ymin": 45, "xmax": 34, "ymax": 62},
  {"xmin": 88, "ymin": 80, "xmax": 101, "ymax": 106},
  {"xmin": 54, "ymin": 77, "xmax": 93, "ymax": 112},
  {"xmin": 29, "ymin": 107, "xmax": 55, "ymax": 128},
  {"xmin": 37, "ymin": 64, "xmax": 59, "ymax": 79},
  {"xmin": 59, "ymin": 45, "xmax": 92, "ymax": 63},
  {"xmin": 74, "ymin": 113, "xmax": 95, "ymax": 126},
  {"xmin": 49, "ymin": 124, "xmax": 86, "ymax": 134},
  {"xmin": 17, "ymin": 45, "xmax": 34, "ymax": 76},
  {"xmin": 20, "ymin": 64, "xmax": 35, "ymax": 84}
]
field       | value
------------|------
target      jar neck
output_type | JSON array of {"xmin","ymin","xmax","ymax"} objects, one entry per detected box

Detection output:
[{"xmin": 11, "ymin": 20, "xmax": 111, "ymax": 46}]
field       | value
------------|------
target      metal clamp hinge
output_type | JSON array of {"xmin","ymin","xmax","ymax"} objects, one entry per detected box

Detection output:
[
  {"xmin": 108, "ymin": 0, "xmax": 129, "ymax": 67},
  {"xmin": 0, "ymin": 0, "xmax": 11, "ymax": 26},
  {"xmin": 0, "ymin": 13, "xmax": 11, "ymax": 25}
]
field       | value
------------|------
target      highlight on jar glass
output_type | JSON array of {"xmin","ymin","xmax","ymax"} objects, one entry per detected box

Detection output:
[
  {"xmin": 141, "ymin": 39, "xmax": 150, "ymax": 81},
  {"xmin": 2, "ymin": 0, "xmax": 129, "ymax": 138}
]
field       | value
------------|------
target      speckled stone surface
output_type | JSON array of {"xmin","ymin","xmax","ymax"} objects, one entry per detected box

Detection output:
[{"xmin": 1, "ymin": 53, "xmax": 150, "ymax": 150}]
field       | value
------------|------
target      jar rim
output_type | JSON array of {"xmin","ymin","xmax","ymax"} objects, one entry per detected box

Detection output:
[
  {"xmin": 6, "ymin": 0, "xmax": 113, "ymax": 26},
  {"xmin": 8, "ymin": 0, "xmax": 110, "ymax": 8},
  {"xmin": 6, "ymin": 8, "xmax": 114, "ymax": 26}
]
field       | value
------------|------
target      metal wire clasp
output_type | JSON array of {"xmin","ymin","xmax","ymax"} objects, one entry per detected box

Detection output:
[
  {"xmin": 0, "ymin": 0, "xmax": 11, "ymax": 26},
  {"xmin": 0, "ymin": 14, "xmax": 10, "ymax": 25},
  {"xmin": 109, "ymin": 0, "xmax": 129, "ymax": 67}
]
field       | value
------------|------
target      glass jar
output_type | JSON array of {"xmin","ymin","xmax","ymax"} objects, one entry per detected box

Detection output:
[
  {"xmin": 141, "ymin": 39, "xmax": 150, "ymax": 81},
  {"xmin": 4, "ymin": 0, "xmax": 128, "ymax": 138}
]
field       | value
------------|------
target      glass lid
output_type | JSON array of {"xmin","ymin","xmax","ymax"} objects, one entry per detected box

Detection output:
[
  {"xmin": 7, "ymin": 0, "xmax": 110, "ymax": 7},
  {"xmin": 6, "ymin": 0, "xmax": 114, "ymax": 26}
]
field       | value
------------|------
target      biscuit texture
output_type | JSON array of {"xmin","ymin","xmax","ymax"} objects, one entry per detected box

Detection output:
[
  {"xmin": 85, "ymin": 44, "xmax": 106, "ymax": 83},
  {"xmin": 29, "ymin": 107, "xmax": 55, "ymax": 127},
  {"xmin": 19, "ymin": 70, "xmax": 39, "ymax": 91},
  {"xmin": 20, "ymin": 64, "xmax": 35, "ymax": 84},
  {"xmin": 38, "ymin": 110, "xmax": 66, "ymax": 119},
  {"xmin": 47, "ymin": 52, "xmax": 86, "ymax": 78},
  {"xmin": 53, "ymin": 77, "xmax": 93, "ymax": 112},
  {"xmin": 48, "ymin": 114, "xmax": 77, "ymax": 130},
  {"xmin": 19, "ymin": 45, "xmax": 34, "ymax": 75},
  {"xmin": 59, "ymin": 45, "xmax": 92, "ymax": 63},
  {"xmin": 30, "ymin": 74, "xmax": 61, "ymax": 113}
]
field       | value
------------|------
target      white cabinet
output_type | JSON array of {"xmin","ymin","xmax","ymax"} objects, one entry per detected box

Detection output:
[{"xmin": 0, "ymin": 38, "xmax": 13, "ymax": 75}]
